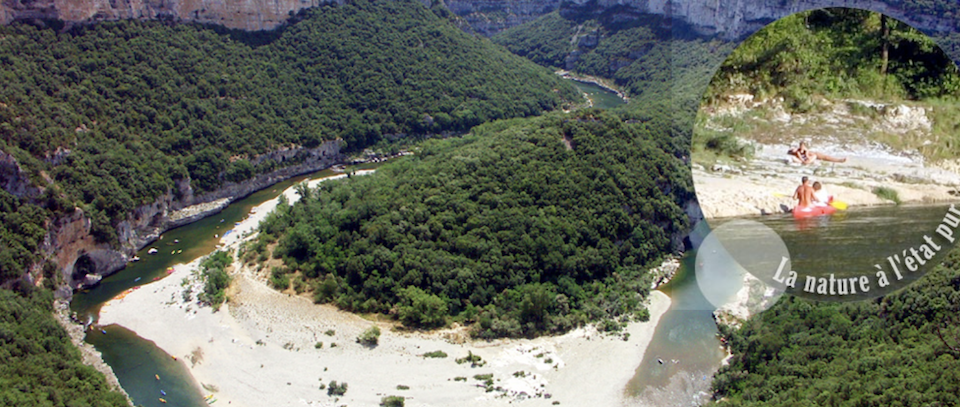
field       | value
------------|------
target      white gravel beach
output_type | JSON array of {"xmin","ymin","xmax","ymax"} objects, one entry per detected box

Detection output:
[{"xmin": 98, "ymin": 170, "xmax": 673, "ymax": 407}]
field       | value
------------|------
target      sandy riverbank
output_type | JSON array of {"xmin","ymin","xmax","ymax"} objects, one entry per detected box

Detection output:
[{"xmin": 98, "ymin": 170, "xmax": 673, "ymax": 407}]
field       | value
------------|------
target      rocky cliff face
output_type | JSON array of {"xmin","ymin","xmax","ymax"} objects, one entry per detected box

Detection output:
[
  {"xmin": 2, "ymin": 0, "xmax": 955, "ymax": 38},
  {"xmin": 0, "ymin": 150, "xmax": 42, "ymax": 199},
  {"xmin": 31, "ymin": 141, "xmax": 341, "ymax": 293},
  {"xmin": 443, "ymin": 0, "xmax": 560, "ymax": 36},
  {"xmin": 561, "ymin": 0, "xmax": 958, "ymax": 40},
  {"xmin": 1, "ymin": 0, "xmax": 343, "ymax": 30}
]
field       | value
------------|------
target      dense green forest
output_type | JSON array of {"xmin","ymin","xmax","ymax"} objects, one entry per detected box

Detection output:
[
  {"xmin": 493, "ymin": 11, "xmax": 733, "ymax": 140},
  {"xmin": 0, "ymin": 288, "xmax": 129, "ymax": 406},
  {"xmin": 247, "ymin": 110, "xmax": 692, "ymax": 338},
  {"xmin": 696, "ymin": 9, "xmax": 960, "ymax": 160},
  {"xmin": 0, "ymin": 0, "xmax": 578, "ymax": 279},
  {"xmin": 711, "ymin": 246, "xmax": 960, "ymax": 406},
  {"xmin": 703, "ymin": 8, "xmax": 960, "ymax": 109}
]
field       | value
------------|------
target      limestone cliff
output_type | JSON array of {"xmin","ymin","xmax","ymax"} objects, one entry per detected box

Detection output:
[
  {"xmin": 25, "ymin": 141, "xmax": 342, "ymax": 293},
  {"xmin": 560, "ymin": 0, "xmax": 958, "ymax": 40},
  {"xmin": 2, "ymin": 0, "xmax": 956, "ymax": 39},
  {"xmin": 1, "ymin": 0, "xmax": 339, "ymax": 31},
  {"xmin": 443, "ymin": 0, "xmax": 560, "ymax": 36}
]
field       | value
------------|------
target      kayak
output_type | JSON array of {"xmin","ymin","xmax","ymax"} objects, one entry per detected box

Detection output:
[{"xmin": 793, "ymin": 204, "xmax": 837, "ymax": 218}]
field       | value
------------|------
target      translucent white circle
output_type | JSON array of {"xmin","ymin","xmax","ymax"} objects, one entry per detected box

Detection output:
[{"xmin": 696, "ymin": 220, "xmax": 788, "ymax": 314}]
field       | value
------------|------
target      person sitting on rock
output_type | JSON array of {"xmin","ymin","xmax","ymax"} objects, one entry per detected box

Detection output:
[{"xmin": 788, "ymin": 141, "xmax": 847, "ymax": 165}]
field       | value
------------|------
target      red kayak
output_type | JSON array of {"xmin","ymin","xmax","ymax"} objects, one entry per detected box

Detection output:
[{"xmin": 793, "ymin": 204, "xmax": 837, "ymax": 218}]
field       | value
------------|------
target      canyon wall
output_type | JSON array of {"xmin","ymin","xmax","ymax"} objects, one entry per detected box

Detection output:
[
  {"xmin": 18, "ymin": 141, "xmax": 342, "ymax": 293},
  {"xmin": 2, "ymin": 0, "xmax": 956, "ymax": 38},
  {"xmin": 560, "ymin": 0, "xmax": 958, "ymax": 39}
]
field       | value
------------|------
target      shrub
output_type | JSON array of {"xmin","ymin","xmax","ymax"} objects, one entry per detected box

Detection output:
[
  {"xmin": 872, "ymin": 186, "xmax": 901, "ymax": 204},
  {"xmin": 380, "ymin": 395, "xmax": 405, "ymax": 407},
  {"xmin": 315, "ymin": 342, "xmax": 323, "ymax": 349},
  {"xmin": 357, "ymin": 326, "xmax": 381, "ymax": 346},
  {"xmin": 270, "ymin": 266, "xmax": 290, "ymax": 290},
  {"xmin": 396, "ymin": 286, "xmax": 448, "ymax": 328},
  {"xmin": 455, "ymin": 351, "xmax": 485, "ymax": 367},
  {"xmin": 396, "ymin": 384, "xmax": 409, "ymax": 390},
  {"xmin": 327, "ymin": 380, "xmax": 348, "ymax": 396},
  {"xmin": 198, "ymin": 251, "xmax": 232, "ymax": 310},
  {"xmin": 422, "ymin": 350, "xmax": 447, "ymax": 358}
]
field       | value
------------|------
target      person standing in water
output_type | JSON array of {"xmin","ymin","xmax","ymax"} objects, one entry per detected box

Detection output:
[
  {"xmin": 788, "ymin": 141, "xmax": 847, "ymax": 165},
  {"xmin": 793, "ymin": 176, "xmax": 814, "ymax": 208}
]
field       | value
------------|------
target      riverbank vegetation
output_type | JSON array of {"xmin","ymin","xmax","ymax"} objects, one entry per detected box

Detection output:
[
  {"xmin": 698, "ymin": 9, "xmax": 960, "ymax": 160},
  {"xmin": 0, "ymin": 0, "xmax": 578, "ymax": 279},
  {"xmin": 198, "ymin": 251, "xmax": 232, "ymax": 310},
  {"xmin": 0, "ymin": 289, "xmax": 129, "ymax": 406},
  {"xmin": 251, "ymin": 110, "xmax": 692, "ymax": 338},
  {"xmin": 704, "ymin": 9, "xmax": 960, "ymax": 106},
  {"xmin": 711, "ymin": 247, "xmax": 960, "ymax": 406},
  {"xmin": 493, "ymin": 11, "xmax": 733, "ymax": 140}
]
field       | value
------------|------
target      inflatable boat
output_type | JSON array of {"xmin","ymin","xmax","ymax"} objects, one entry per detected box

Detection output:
[{"xmin": 792, "ymin": 204, "xmax": 837, "ymax": 218}]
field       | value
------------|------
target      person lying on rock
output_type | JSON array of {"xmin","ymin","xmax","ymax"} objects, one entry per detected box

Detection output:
[{"xmin": 788, "ymin": 141, "xmax": 847, "ymax": 165}]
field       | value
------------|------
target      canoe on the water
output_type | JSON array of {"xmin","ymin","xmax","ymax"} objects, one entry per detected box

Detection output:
[{"xmin": 793, "ymin": 204, "xmax": 837, "ymax": 218}]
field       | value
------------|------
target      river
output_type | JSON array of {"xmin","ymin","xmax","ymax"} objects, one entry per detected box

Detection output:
[
  {"xmin": 625, "ymin": 203, "xmax": 957, "ymax": 405},
  {"xmin": 70, "ymin": 83, "xmax": 627, "ymax": 407},
  {"xmin": 568, "ymin": 79, "xmax": 628, "ymax": 109},
  {"xmin": 67, "ymin": 86, "xmax": 945, "ymax": 406},
  {"xmin": 71, "ymin": 165, "xmax": 379, "ymax": 407}
]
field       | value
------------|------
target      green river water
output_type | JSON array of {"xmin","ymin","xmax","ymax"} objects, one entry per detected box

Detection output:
[
  {"xmin": 570, "ymin": 80, "xmax": 627, "ymax": 110},
  {"xmin": 626, "ymin": 203, "xmax": 958, "ymax": 403},
  {"xmin": 69, "ymin": 80, "xmax": 628, "ymax": 407},
  {"xmin": 70, "ymin": 166, "xmax": 380, "ymax": 407},
  {"xmin": 68, "ymin": 83, "xmax": 950, "ymax": 406}
]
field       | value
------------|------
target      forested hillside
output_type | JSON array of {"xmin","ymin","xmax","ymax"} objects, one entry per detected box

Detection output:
[
  {"xmin": 0, "ymin": 0, "xmax": 578, "ymax": 279},
  {"xmin": 710, "ymin": 247, "xmax": 960, "ymax": 406},
  {"xmin": 493, "ymin": 11, "xmax": 733, "ymax": 139},
  {"xmin": 248, "ymin": 110, "xmax": 692, "ymax": 338},
  {"xmin": 703, "ymin": 8, "xmax": 960, "ymax": 110},
  {"xmin": 695, "ymin": 9, "xmax": 960, "ymax": 161},
  {"xmin": 0, "ymin": 288, "xmax": 129, "ymax": 406}
]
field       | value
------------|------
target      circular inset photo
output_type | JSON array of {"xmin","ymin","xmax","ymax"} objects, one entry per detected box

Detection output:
[{"xmin": 692, "ymin": 8, "xmax": 960, "ymax": 301}]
